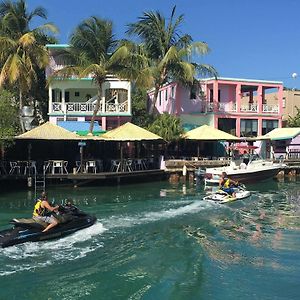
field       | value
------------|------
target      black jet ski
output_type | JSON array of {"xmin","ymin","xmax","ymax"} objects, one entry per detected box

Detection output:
[{"xmin": 0, "ymin": 204, "xmax": 96, "ymax": 248}]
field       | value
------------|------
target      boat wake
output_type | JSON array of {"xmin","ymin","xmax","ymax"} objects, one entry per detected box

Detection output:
[
  {"xmin": 104, "ymin": 199, "xmax": 216, "ymax": 230},
  {"xmin": 0, "ymin": 222, "xmax": 106, "ymax": 276},
  {"xmin": 0, "ymin": 199, "xmax": 216, "ymax": 276}
]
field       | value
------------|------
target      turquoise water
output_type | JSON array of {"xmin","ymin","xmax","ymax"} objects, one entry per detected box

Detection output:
[{"xmin": 0, "ymin": 179, "xmax": 300, "ymax": 299}]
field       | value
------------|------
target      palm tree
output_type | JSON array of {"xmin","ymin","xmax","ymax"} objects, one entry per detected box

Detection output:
[
  {"xmin": 148, "ymin": 113, "xmax": 183, "ymax": 142},
  {"xmin": 127, "ymin": 6, "xmax": 217, "ymax": 114},
  {"xmin": 0, "ymin": 0, "xmax": 57, "ymax": 131},
  {"xmin": 148, "ymin": 113, "xmax": 183, "ymax": 156},
  {"xmin": 56, "ymin": 16, "xmax": 131, "ymax": 133},
  {"xmin": 0, "ymin": 0, "xmax": 46, "ymax": 36}
]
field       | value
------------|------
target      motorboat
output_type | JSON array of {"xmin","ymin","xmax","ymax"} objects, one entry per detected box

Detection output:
[
  {"xmin": 0, "ymin": 204, "xmax": 96, "ymax": 248},
  {"xmin": 203, "ymin": 185, "xmax": 251, "ymax": 203},
  {"xmin": 204, "ymin": 154, "xmax": 285, "ymax": 185}
]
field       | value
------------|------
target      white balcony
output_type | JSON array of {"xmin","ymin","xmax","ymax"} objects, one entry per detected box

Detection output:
[
  {"xmin": 51, "ymin": 100, "xmax": 129, "ymax": 115},
  {"xmin": 197, "ymin": 102, "xmax": 279, "ymax": 114}
]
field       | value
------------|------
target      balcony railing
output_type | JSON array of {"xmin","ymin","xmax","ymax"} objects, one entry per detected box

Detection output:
[
  {"xmin": 240, "ymin": 104, "xmax": 258, "ymax": 112},
  {"xmin": 205, "ymin": 102, "xmax": 237, "ymax": 112},
  {"xmin": 263, "ymin": 104, "xmax": 279, "ymax": 113},
  {"xmin": 51, "ymin": 100, "xmax": 129, "ymax": 115},
  {"xmin": 197, "ymin": 101, "xmax": 279, "ymax": 114}
]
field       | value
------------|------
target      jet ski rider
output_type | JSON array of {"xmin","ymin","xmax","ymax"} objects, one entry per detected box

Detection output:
[
  {"xmin": 219, "ymin": 172, "xmax": 238, "ymax": 198},
  {"xmin": 33, "ymin": 192, "xmax": 60, "ymax": 232}
]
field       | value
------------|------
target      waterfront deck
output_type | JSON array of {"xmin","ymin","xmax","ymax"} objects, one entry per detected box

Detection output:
[{"xmin": 0, "ymin": 168, "xmax": 166, "ymax": 187}]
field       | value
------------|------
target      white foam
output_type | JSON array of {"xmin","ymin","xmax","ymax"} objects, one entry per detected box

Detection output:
[
  {"xmin": 104, "ymin": 200, "xmax": 214, "ymax": 229},
  {"xmin": 0, "ymin": 222, "xmax": 107, "ymax": 270},
  {"xmin": 44, "ymin": 222, "xmax": 107, "ymax": 250}
]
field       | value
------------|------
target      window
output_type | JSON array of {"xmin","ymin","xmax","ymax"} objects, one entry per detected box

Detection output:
[
  {"xmin": 171, "ymin": 86, "xmax": 175, "ymax": 98},
  {"xmin": 262, "ymin": 119, "xmax": 278, "ymax": 135},
  {"xmin": 209, "ymin": 89, "xmax": 221, "ymax": 102},
  {"xmin": 52, "ymin": 89, "xmax": 55, "ymax": 101},
  {"xmin": 209, "ymin": 89, "xmax": 213, "ymax": 102},
  {"xmin": 159, "ymin": 91, "xmax": 162, "ymax": 106},
  {"xmin": 240, "ymin": 119, "xmax": 258, "ymax": 137},
  {"xmin": 190, "ymin": 85, "xmax": 197, "ymax": 99},
  {"xmin": 165, "ymin": 89, "xmax": 168, "ymax": 101},
  {"xmin": 75, "ymin": 91, "xmax": 80, "ymax": 97},
  {"xmin": 65, "ymin": 91, "xmax": 70, "ymax": 102},
  {"xmin": 52, "ymin": 90, "xmax": 61, "ymax": 102},
  {"xmin": 282, "ymin": 97, "xmax": 286, "ymax": 108}
]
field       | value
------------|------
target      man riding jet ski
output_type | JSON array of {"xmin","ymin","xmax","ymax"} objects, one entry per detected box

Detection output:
[
  {"xmin": 0, "ymin": 193, "xmax": 96, "ymax": 248},
  {"xmin": 203, "ymin": 172, "xmax": 251, "ymax": 203}
]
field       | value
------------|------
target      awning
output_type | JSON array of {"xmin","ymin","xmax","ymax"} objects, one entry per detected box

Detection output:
[
  {"xmin": 101, "ymin": 122, "xmax": 164, "ymax": 141},
  {"xmin": 57, "ymin": 121, "xmax": 106, "ymax": 136},
  {"xmin": 182, "ymin": 124, "xmax": 239, "ymax": 141},
  {"xmin": 15, "ymin": 122, "xmax": 81, "ymax": 140},
  {"xmin": 256, "ymin": 127, "xmax": 300, "ymax": 141}
]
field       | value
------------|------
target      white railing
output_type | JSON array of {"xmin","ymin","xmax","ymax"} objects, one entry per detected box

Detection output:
[
  {"xmin": 218, "ymin": 102, "xmax": 237, "ymax": 112},
  {"xmin": 240, "ymin": 104, "xmax": 258, "ymax": 112},
  {"xmin": 263, "ymin": 104, "xmax": 279, "ymax": 113},
  {"xmin": 196, "ymin": 102, "xmax": 278, "ymax": 114},
  {"xmin": 51, "ymin": 100, "xmax": 128, "ymax": 114},
  {"xmin": 193, "ymin": 101, "xmax": 280, "ymax": 114}
]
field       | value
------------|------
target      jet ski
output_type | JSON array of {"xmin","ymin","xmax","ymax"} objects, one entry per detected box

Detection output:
[
  {"xmin": 203, "ymin": 185, "xmax": 251, "ymax": 204},
  {"xmin": 0, "ymin": 204, "xmax": 96, "ymax": 248}
]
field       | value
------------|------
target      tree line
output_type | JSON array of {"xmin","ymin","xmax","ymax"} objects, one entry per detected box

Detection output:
[{"xmin": 2, "ymin": 0, "xmax": 298, "ymax": 155}]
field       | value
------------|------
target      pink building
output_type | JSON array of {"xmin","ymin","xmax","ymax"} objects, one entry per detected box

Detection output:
[{"xmin": 148, "ymin": 77, "xmax": 283, "ymax": 137}]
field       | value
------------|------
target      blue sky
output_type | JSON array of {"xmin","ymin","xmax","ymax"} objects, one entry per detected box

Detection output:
[{"xmin": 28, "ymin": 0, "xmax": 300, "ymax": 88}]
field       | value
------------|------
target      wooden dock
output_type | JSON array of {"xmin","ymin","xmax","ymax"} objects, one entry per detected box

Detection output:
[{"xmin": 0, "ymin": 169, "xmax": 167, "ymax": 188}]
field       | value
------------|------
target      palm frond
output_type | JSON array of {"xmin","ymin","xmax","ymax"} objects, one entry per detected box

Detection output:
[
  {"xmin": 194, "ymin": 64, "xmax": 218, "ymax": 78},
  {"xmin": 158, "ymin": 46, "xmax": 178, "ymax": 69},
  {"xmin": 19, "ymin": 32, "xmax": 35, "ymax": 47}
]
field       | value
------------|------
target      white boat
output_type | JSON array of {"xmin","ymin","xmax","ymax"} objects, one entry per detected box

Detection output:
[
  {"xmin": 204, "ymin": 154, "xmax": 285, "ymax": 185},
  {"xmin": 203, "ymin": 186, "xmax": 251, "ymax": 203}
]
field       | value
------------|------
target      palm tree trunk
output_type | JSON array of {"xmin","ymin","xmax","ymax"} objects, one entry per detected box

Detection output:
[
  {"xmin": 149, "ymin": 85, "xmax": 160, "ymax": 114},
  {"xmin": 89, "ymin": 88, "xmax": 102, "ymax": 133},
  {"xmin": 149, "ymin": 69, "xmax": 166, "ymax": 114},
  {"xmin": 19, "ymin": 89, "xmax": 25, "ymax": 132}
]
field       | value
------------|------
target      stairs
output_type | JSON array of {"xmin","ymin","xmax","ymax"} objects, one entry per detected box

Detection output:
[{"xmin": 34, "ymin": 167, "xmax": 46, "ymax": 196}]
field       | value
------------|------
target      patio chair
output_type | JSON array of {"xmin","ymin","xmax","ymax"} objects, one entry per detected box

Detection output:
[
  {"xmin": 52, "ymin": 160, "xmax": 63, "ymax": 174},
  {"xmin": 110, "ymin": 160, "xmax": 121, "ymax": 172},
  {"xmin": 86, "ymin": 160, "xmax": 97, "ymax": 173},
  {"xmin": 9, "ymin": 161, "xmax": 21, "ymax": 175},
  {"xmin": 125, "ymin": 159, "xmax": 133, "ymax": 172},
  {"xmin": 24, "ymin": 161, "xmax": 37, "ymax": 175},
  {"xmin": 134, "ymin": 159, "xmax": 145, "ymax": 170}
]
